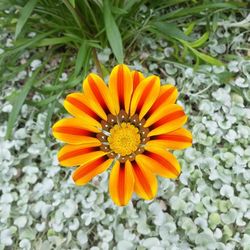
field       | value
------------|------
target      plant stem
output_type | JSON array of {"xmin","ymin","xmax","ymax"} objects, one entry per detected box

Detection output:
[{"xmin": 92, "ymin": 48, "xmax": 103, "ymax": 78}]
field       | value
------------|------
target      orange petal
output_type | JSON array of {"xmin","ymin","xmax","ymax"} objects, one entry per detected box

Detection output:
[
  {"xmin": 72, "ymin": 156, "xmax": 113, "ymax": 186},
  {"xmin": 131, "ymin": 70, "xmax": 145, "ymax": 91},
  {"xmin": 145, "ymin": 104, "xmax": 188, "ymax": 137},
  {"xmin": 147, "ymin": 128, "xmax": 192, "ymax": 150},
  {"xmin": 52, "ymin": 118, "xmax": 101, "ymax": 144},
  {"xmin": 132, "ymin": 160, "xmax": 158, "ymax": 200},
  {"xmin": 149, "ymin": 84, "xmax": 178, "ymax": 114},
  {"xmin": 109, "ymin": 64, "xmax": 133, "ymax": 114},
  {"xmin": 58, "ymin": 143, "xmax": 106, "ymax": 167},
  {"xmin": 109, "ymin": 160, "xmax": 134, "ymax": 206},
  {"xmin": 83, "ymin": 73, "xmax": 116, "ymax": 117},
  {"xmin": 64, "ymin": 92, "xmax": 102, "ymax": 123},
  {"xmin": 136, "ymin": 145, "xmax": 181, "ymax": 178},
  {"xmin": 130, "ymin": 75, "xmax": 161, "ymax": 120}
]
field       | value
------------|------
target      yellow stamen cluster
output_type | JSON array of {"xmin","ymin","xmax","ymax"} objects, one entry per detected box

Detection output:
[{"xmin": 108, "ymin": 122, "xmax": 140, "ymax": 156}]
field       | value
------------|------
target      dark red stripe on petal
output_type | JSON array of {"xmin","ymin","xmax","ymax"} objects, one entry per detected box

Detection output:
[
  {"xmin": 73, "ymin": 156, "xmax": 106, "ymax": 181},
  {"xmin": 133, "ymin": 72, "xmax": 141, "ymax": 90},
  {"xmin": 53, "ymin": 126, "xmax": 93, "ymax": 136},
  {"xmin": 59, "ymin": 147, "xmax": 98, "ymax": 162},
  {"xmin": 150, "ymin": 87, "xmax": 175, "ymax": 114},
  {"xmin": 153, "ymin": 110, "xmax": 185, "ymax": 127},
  {"xmin": 136, "ymin": 77, "xmax": 156, "ymax": 113},
  {"xmin": 88, "ymin": 75, "xmax": 107, "ymax": 111},
  {"xmin": 117, "ymin": 65, "xmax": 125, "ymax": 109},
  {"xmin": 118, "ymin": 164, "xmax": 125, "ymax": 205},
  {"xmin": 66, "ymin": 96, "xmax": 98, "ymax": 119},
  {"xmin": 152, "ymin": 134, "xmax": 192, "ymax": 143},
  {"xmin": 145, "ymin": 151, "xmax": 179, "ymax": 176},
  {"xmin": 133, "ymin": 162, "xmax": 153, "ymax": 198}
]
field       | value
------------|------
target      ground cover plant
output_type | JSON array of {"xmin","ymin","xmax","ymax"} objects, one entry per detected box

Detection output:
[{"xmin": 0, "ymin": 0, "xmax": 250, "ymax": 249}]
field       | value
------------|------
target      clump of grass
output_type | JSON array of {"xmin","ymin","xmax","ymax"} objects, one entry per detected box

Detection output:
[{"xmin": 0, "ymin": 0, "xmax": 246, "ymax": 138}]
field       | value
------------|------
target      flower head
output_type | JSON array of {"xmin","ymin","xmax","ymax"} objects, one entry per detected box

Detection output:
[{"xmin": 52, "ymin": 64, "xmax": 192, "ymax": 206}]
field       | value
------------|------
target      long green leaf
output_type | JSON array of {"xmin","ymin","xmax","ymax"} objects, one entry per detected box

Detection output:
[
  {"xmin": 44, "ymin": 101, "xmax": 57, "ymax": 145},
  {"xmin": 44, "ymin": 55, "xmax": 67, "ymax": 141},
  {"xmin": 184, "ymin": 22, "xmax": 196, "ymax": 35},
  {"xmin": 40, "ymin": 75, "xmax": 82, "ymax": 93},
  {"xmin": 69, "ymin": 0, "xmax": 75, "ymax": 8},
  {"xmin": 36, "ymin": 37, "xmax": 74, "ymax": 47},
  {"xmin": 190, "ymin": 32, "xmax": 209, "ymax": 48},
  {"xmin": 5, "ymin": 68, "xmax": 41, "ymax": 139},
  {"xmin": 150, "ymin": 21, "xmax": 193, "ymax": 42},
  {"xmin": 190, "ymin": 47, "xmax": 224, "ymax": 66},
  {"xmin": 0, "ymin": 31, "xmax": 56, "ymax": 63},
  {"xmin": 62, "ymin": 0, "xmax": 86, "ymax": 33},
  {"xmin": 155, "ymin": 0, "xmax": 188, "ymax": 9},
  {"xmin": 74, "ymin": 41, "xmax": 90, "ymax": 76},
  {"xmin": 158, "ymin": 2, "xmax": 242, "ymax": 20},
  {"xmin": 29, "ymin": 95, "xmax": 59, "ymax": 108},
  {"xmin": 15, "ymin": 0, "xmax": 38, "ymax": 39},
  {"xmin": 103, "ymin": 0, "xmax": 124, "ymax": 63},
  {"xmin": 179, "ymin": 39, "xmax": 224, "ymax": 66}
]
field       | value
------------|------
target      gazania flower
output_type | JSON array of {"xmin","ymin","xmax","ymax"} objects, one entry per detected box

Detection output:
[{"xmin": 52, "ymin": 64, "xmax": 192, "ymax": 206}]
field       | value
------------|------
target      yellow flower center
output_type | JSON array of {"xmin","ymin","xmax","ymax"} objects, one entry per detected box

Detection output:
[{"xmin": 108, "ymin": 122, "xmax": 141, "ymax": 156}]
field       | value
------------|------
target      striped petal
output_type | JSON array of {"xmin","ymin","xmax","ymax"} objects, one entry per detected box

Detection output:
[
  {"xmin": 58, "ymin": 143, "xmax": 106, "ymax": 167},
  {"xmin": 83, "ymin": 73, "xmax": 116, "ymax": 118},
  {"xmin": 132, "ymin": 160, "xmax": 158, "ymax": 200},
  {"xmin": 64, "ymin": 93, "xmax": 102, "ymax": 124},
  {"xmin": 131, "ymin": 70, "xmax": 145, "ymax": 91},
  {"xmin": 145, "ymin": 104, "xmax": 188, "ymax": 137},
  {"xmin": 109, "ymin": 64, "xmax": 133, "ymax": 114},
  {"xmin": 72, "ymin": 156, "xmax": 113, "ymax": 186},
  {"xmin": 148, "ymin": 84, "xmax": 178, "ymax": 114},
  {"xmin": 130, "ymin": 75, "xmax": 161, "ymax": 120},
  {"xmin": 52, "ymin": 118, "xmax": 101, "ymax": 144},
  {"xmin": 136, "ymin": 145, "xmax": 181, "ymax": 178},
  {"xmin": 147, "ymin": 128, "xmax": 192, "ymax": 150},
  {"xmin": 109, "ymin": 160, "xmax": 134, "ymax": 206}
]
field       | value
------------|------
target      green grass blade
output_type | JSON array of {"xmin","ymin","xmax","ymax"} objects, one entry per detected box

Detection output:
[
  {"xmin": 103, "ymin": 0, "xmax": 124, "ymax": 63},
  {"xmin": 69, "ymin": 0, "xmax": 75, "ymax": 8},
  {"xmin": 15, "ymin": 0, "xmax": 39, "ymax": 39},
  {"xmin": 5, "ymin": 67, "xmax": 41, "ymax": 139}
]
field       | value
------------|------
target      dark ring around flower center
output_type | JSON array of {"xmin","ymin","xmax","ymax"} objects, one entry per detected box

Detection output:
[{"xmin": 96, "ymin": 110, "xmax": 149, "ymax": 163}]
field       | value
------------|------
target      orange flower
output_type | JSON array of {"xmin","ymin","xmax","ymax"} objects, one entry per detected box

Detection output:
[{"xmin": 52, "ymin": 64, "xmax": 192, "ymax": 206}]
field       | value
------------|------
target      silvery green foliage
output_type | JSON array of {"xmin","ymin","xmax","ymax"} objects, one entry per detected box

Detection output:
[{"xmin": 1, "ymin": 12, "xmax": 250, "ymax": 250}]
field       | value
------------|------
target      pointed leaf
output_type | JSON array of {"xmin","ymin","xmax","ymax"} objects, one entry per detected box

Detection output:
[
  {"xmin": 103, "ymin": 0, "xmax": 124, "ymax": 63},
  {"xmin": 6, "ymin": 68, "xmax": 41, "ymax": 139},
  {"xmin": 15, "ymin": 0, "xmax": 38, "ymax": 39}
]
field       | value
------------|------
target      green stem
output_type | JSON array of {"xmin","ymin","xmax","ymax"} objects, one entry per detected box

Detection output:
[
  {"xmin": 92, "ymin": 48, "xmax": 103, "ymax": 78},
  {"xmin": 63, "ymin": 0, "xmax": 86, "ymax": 36}
]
